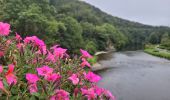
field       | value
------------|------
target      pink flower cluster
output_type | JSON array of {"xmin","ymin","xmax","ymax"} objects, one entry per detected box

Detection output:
[
  {"xmin": 80, "ymin": 49, "xmax": 92, "ymax": 68},
  {"xmin": 0, "ymin": 22, "xmax": 10, "ymax": 36},
  {"xmin": 26, "ymin": 73, "xmax": 39, "ymax": 94},
  {"xmin": 50, "ymin": 89, "xmax": 69, "ymax": 100},
  {"xmin": 0, "ymin": 64, "xmax": 17, "ymax": 92},
  {"xmin": 24, "ymin": 36, "xmax": 47, "ymax": 55},
  {"xmin": 0, "ymin": 22, "xmax": 115, "ymax": 100},
  {"xmin": 0, "ymin": 22, "xmax": 11, "ymax": 57},
  {"xmin": 37, "ymin": 66, "xmax": 61, "ymax": 82},
  {"xmin": 81, "ymin": 86, "xmax": 115, "ymax": 100},
  {"xmin": 84, "ymin": 71, "xmax": 101, "ymax": 83},
  {"xmin": 68, "ymin": 74, "xmax": 79, "ymax": 85},
  {"xmin": 80, "ymin": 49, "xmax": 93, "ymax": 58}
]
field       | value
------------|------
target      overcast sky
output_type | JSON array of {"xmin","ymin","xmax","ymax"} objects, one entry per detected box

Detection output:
[{"xmin": 81, "ymin": 0, "xmax": 170, "ymax": 26}]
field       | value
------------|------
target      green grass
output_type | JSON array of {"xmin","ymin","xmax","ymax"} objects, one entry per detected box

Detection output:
[
  {"xmin": 159, "ymin": 45, "xmax": 170, "ymax": 50},
  {"xmin": 144, "ymin": 48, "xmax": 170, "ymax": 60}
]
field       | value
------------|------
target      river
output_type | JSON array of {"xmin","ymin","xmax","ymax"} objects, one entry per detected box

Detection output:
[{"xmin": 96, "ymin": 51, "xmax": 170, "ymax": 100}]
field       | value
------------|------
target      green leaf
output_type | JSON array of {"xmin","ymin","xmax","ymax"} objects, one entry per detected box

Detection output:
[{"xmin": 31, "ymin": 92, "xmax": 40, "ymax": 97}]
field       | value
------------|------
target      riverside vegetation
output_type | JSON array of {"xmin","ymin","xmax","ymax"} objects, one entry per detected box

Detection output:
[
  {"xmin": 144, "ymin": 31, "xmax": 170, "ymax": 59},
  {"xmin": 144, "ymin": 45, "xmax": 170, "ymax": 60},
  {"xmin": 0, "ymin": 22, "xmax": 115, "ymax": 100},
  {"xmin": 1, "ymin": 0, "xmax": 170, "ymax": 54}
]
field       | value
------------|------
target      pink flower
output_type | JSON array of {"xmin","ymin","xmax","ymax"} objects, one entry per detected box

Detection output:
[
  {"xmin": 36, "ymin": 66, "xmax": 53, "ymax": 76},
  {"xmin": 26, "ymin": 73, "xmax": 39, "ymax": 94},
  {"xmin": 73, "ymin": 88, "xmax": 79, "ymax": 97},
  {"xmin": 28, "ymin": 83, "xmax": 38, "ymax": 94},
  {"xmin": 104, "ymin": 90, "xmax": 115, "ymax": 100},
  {"xmin": 15, "ymin": 32, "xmax": 22, "ymax": 41},
  {"xmin": 23, "ymin": 36, "xmax": 47, "ymax": 55},
  {"xmin": 50, "ymin": 45, "xmax": 59, "ymax": 50},
  {"xmin": 16, "ymin": 43, "xmax": 22, "ymax": 49},
  {"xmin": 50, "ymin": 96, "xmax": 56, "ymax": 100},
  {"xmin": 81, "ymin": 88, "xmax": 96, "ymax": 100},
  {"xmin": 6, "ymin": 40, "xmax": 11, "ymax": 45},
  {"xmin": 23, "ymin": 36, "xmax": 33, "ymax": 44},
  {"xmin": 46, "ymin": 51, "xmax": 56, "ymax": 63},
  {"xmin": 33, "ymin": 36, "xmax": 45, "ymax": 47},
  {"xmin": 41, "ymin": 45, "xmax": 47, "ymax": 55},
  {"xmin": 53, "ymin": 47, "xmax": 67, "ymax": 59},
  {"xmin": 36, "ymin": 46, "xmax": 47, "ymax": 55},
  {"xmin": 80, "ymin": 58, "xmax": 91, "ymax": 68},
  {"xmin": 26, "ymin": 73, "xmax": 39, "ymax": 84},
  {"xmin": 5, "ymin": 64, "xmax": 17, "ymax": 85},
  {"xmin": 68, "ymin": 74, "xmax": 79, "ymax": 85},
  {"xmin": 0, "ymin": 22, "xmax": 10, "ymax": 36},
  {"xmin": 84, "ymin": 71, "xmax": 101, "ymax": 83},
  {"xmin": 50, "ymin": 89, "xmax": 69, "ymax": 100},
  {"xmin": 6, "ymin": 64, "xmax": 14, "ymax": 74},
  {"xmin": 0, "ymin": 80, "xmax": 4, "ymax": 89},
  {"xmin": 94, "ymin": 86, "xmax": 104, "ymax": 96},
  {"xmin": 80, "ymin": 49, "xmax": 92, "ymax": 59},
  {"xmin": 0, "ymin": 65, "xmax": 3, "ymax": 73},
  {"xmin": 45, "ymin": 73, "xmax": 61, "ymax": 82},
  {"xmin": 16, "ymin": 43, "xmax": 24, "ymax": 51},
  {"xmin": 5, "ymin": 73, "xmax": 17, "ymax": 85},
  {"xmin": 0, "ymin": 51, "xmax": 4, "ymax": 57},
  {"xmin": 24, "ymin": 36, "xmax": 43, "ymax": 45}
]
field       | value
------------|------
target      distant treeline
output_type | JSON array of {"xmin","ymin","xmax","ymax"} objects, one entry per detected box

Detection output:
[{"xmin": 1, "ymin": 0, "xmax": 170, "ymax": 54}]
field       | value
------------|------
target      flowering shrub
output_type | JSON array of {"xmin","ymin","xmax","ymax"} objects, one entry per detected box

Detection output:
[{"xmin": 0, "ymin": 22, "xmax": 115, "ymax": 100}]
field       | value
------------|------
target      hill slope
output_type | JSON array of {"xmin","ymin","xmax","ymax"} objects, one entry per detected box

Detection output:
[
  {"xmin": 53, "ymin": 0, "xmax": 170, "ymax": 49},
  {"xmin": 1, "ymin": 0, "xmax": 170, "ymax": 53}
]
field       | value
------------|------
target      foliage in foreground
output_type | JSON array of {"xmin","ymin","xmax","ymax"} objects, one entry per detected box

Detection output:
[{"xmin": 0, "ymin": 22, "xmax": 115, "ymax": 100}]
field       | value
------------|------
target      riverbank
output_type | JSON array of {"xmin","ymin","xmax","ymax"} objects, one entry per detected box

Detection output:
[
  {"xmin": 144, "ymin": 44, "xmax": 170, "ymax": 60},
  {"xmin": 90, "ymin": 51, "xmax": 111, "ymax": 70},
  {"xmin": 92, "ymin": 50, "xmax": 114, "ymax": 71}
]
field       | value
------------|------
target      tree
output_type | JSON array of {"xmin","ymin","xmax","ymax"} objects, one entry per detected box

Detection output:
[
  {"xmin": 95, "ymin": 23, "xmax": 127, "ymax": 50},
  {"xmin": 2, "ymin": 0, "xmax": 170, "ymax": 54},
  {"xmin": 85, "ymin": 40, "xmax": 97, "ymax": 54},
  {"xmin": 2, "ymin": 0, "xmax": 56, "ymax": 36},
  {"xmin": 80, "ymin": 22, "xmax": 96, "ymax": 38},
  {"xmin": 59, "ymin": 17, "xmax": 84, "ymax": 54},
  {"xmin": 149, "ymin": 32, "xmax": 159, "ymax": 44},
  {"xmin": 161, "ymin": 33, "xmax": 170, "ymax": 47}
]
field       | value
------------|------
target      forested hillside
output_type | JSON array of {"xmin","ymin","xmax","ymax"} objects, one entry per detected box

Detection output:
[{"xmin": 1, "ymin": 0, "xmax": 170, "ymax": 54}]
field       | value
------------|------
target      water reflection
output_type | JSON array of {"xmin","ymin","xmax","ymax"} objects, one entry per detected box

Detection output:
[{"xmin": 97, "ymin": 51, "xmax": 170, "ymax": 100}]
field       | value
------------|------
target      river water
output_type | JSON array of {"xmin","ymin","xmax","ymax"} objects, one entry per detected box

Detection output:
[{"xmin": 96, "ymin": 51, "xmax": 170, "ymax": 100}]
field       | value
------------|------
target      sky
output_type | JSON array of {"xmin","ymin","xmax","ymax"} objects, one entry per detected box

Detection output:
[{"xmin": 81, "ymin": 0, "xmax": 170, "ymax": 26}]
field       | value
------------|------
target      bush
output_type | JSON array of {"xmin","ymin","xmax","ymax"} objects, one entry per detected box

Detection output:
[
  {"xmin": 85, "ymin": 40, "xmax": 97, "ymax": 54},
  {"xmin": 144, "ymin": 48, "xmax": 170, "ymax": 60},
  {"xmin": 0, "ymin": 22, "xmax": 115, "ymax": 100},
  {"xmin": 153, "ymin": 49, "xmax": 159, "ymax": 52},
  {"xmin": 87, "ymin": 56, "xmax": 98, "ymax": 65}
]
